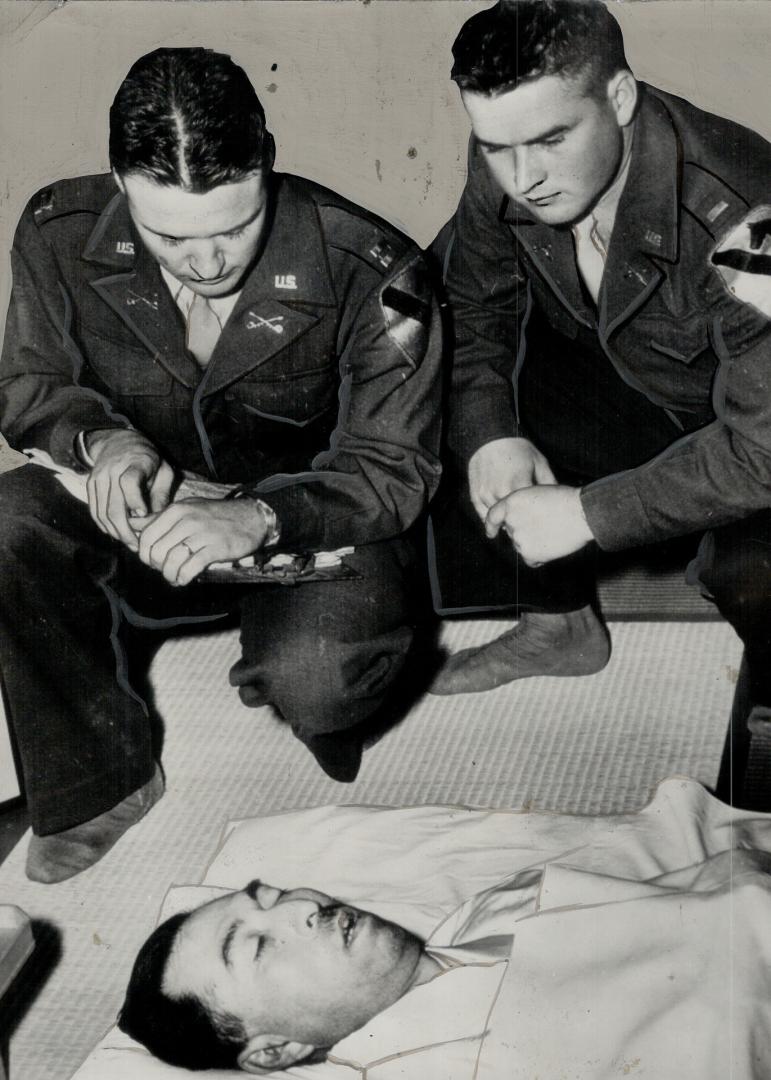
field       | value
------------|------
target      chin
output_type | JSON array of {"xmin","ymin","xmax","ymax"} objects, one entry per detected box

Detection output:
[
  {"xmin": 376, "ymin": 916, "xmax": 420, "ymax": 954},
  {"xmin": 380, "ymin": 926, "xmax": 423, "ymax": 993},
  {"xmin": 532, "ymin": 200, "xmax": 585, "ymax": 227},
  {"xmin": 192, "ymin": 280, "xmax": 237, "ymax": 297}
]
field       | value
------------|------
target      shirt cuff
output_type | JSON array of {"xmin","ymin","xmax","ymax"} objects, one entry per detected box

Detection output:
[{"xmin": 75, "ymin": 430, "xmax": 96, "ymax": 468}]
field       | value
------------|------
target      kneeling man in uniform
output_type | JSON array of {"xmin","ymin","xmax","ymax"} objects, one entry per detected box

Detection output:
[
  {"xmin": 0, "ymin": 48, "xmax": 442, "ymax": 882},
  {"xmin": 429, "ymin": 1, "xmax": 771, "ymax": 711}
]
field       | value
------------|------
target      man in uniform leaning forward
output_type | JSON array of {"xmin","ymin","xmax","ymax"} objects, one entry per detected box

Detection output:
[
  {"xmin": 0, "ymin": 48, "xmax": 442, "ymax": 882},
  {"xmin": 430, "ymin": 1, "xmax": 771, "ymax": 718}
]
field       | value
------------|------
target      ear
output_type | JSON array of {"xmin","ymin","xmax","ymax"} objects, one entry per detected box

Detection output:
[
  {"xmin": 263, "ymin": 131, "xmax": 277, "ymax": 173},
  {"xmin": 237, "ymin": 1033, "xmax": 317, "ymax": 1074},
  {"xmin": 606, "ymin": 69, "xmax": 638, "ymax": 128}
]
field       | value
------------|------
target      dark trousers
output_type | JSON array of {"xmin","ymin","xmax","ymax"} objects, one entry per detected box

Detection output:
[
  {"xmin": 430, "ymin": 329, "xmax": 771, "ymax": 704},
  {"xmin": 0, "ymin": 466, "xmax": 417, "ymax": 834}
]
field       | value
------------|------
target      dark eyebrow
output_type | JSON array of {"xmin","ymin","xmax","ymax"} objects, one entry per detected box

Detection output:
[
  {"xmin": 477, "ymin": 123, "xmax": 572, "ymax": 152},
  {"xmin": 221, "ymin": 919, "xmax": 241, "ymax": 968}
]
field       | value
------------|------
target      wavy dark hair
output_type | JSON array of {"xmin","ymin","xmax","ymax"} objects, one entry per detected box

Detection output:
[
  {"xmin": 451, "ymin": 0, "xmax": 629, "ymax": 98},
  {"xmin": 118, "ymin": 911, "xmax": 245, "ymax": 1071},
  {"xmin": 109, "ymin": 47, "xmax": 275, "ymax": 190}
]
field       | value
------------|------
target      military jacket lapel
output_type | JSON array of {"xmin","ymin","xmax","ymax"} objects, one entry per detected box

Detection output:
[
  {"xmin": 505, "ymin": 204, "xmax": 594, "ymax": 327},
  {"xmin": 84, "ymin": 193, "xmax": 199, "ymax": 388},
  {"xmin": 599, "ymin": 92, "xmax": 680, "ymax": 338},
  {"xmin": 200, "ymin": 175, "xmax": 337, "ymax": 397},
  {"xmin": 501, "ymin": 91, "xmax": 681, "ymax": 339},
  {"xmin": 82, "ymin": 175, "xmax": 338, "ymax": 396}
]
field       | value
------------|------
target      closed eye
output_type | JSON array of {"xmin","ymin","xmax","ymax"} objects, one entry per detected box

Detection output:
[{"xmin": 159, "ymin": 228, "xmax": 245, "ymax": 245}]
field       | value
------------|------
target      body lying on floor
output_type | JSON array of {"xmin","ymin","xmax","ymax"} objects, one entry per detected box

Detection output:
[{"xmin": 109, "ymin": 781, "xmax": 771, "ymax": 1079}]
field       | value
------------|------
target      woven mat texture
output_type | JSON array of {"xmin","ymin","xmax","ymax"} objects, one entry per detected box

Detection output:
[{"xmin": 0, "ymin": 618, "xmax": 742, "ymax": 1080}]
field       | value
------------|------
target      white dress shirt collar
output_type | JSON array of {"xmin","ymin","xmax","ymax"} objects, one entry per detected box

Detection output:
[{"xmin": 159, "ymin": 265, "xmax": 242, "ymax": 328}]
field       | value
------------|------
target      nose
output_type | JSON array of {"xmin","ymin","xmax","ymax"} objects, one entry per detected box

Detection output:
[
  {"xmin": 245, "ymin": 880, "xmax": 286, "ymax": 909},
  {"xmin": 271, "ymin": 898, "xmax": 324, "ymax": 936},
  {"xmin": 512, "ymin": 146, "xmax": 546, "ymax": 197},
  {"xmin": 188, "ymin": 243, "xmax": 226, "ymax": 281}
]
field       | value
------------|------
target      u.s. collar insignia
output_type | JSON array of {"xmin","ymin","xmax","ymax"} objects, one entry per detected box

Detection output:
[
  {"xmin": 274, "ymin": 274, "xmax": 297, "ymax": 290},
  {"xmin": 711, "ymin": 206, "xmax": 771, "ymax": 318},
  {"xmin": 116, "ymin": 241, "xmax": 135, "ymax": 255}
]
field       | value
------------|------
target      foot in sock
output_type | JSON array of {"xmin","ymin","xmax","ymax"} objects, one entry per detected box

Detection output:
[
  {"xmin": 25, "ymin": 765, "xmax": 165, "ymax": 884},
  {"xmin": 429, "ymin": 605, "xmax": 610, "ymax": 695}
]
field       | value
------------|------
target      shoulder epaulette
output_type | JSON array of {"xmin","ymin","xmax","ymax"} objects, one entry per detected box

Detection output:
[
  {"xmin": 29, "ymin": 174, "xmax": 114, "ymax": 226},
  {"xmin": 317, "ymin": 200, "xmax": 413, "ymax": 276},
  {"xmin": 648, "ymin": 86, "xmax": 768, "ymax": 246},
  {"xmin": 681, "ymin": 162, "xmax": 750, "ymax": 241}
]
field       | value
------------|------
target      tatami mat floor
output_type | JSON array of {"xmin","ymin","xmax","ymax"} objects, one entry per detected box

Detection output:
[{"xmin": 0, "ymin": 618, "xmax": 743, "ymax": 1080}]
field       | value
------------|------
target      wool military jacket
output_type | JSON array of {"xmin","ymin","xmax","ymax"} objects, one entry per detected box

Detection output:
[
  {"xmin": 0, "ymin": 172, "xmax": 442, "ymax": 551},
  {"xmin": 441, "ymin": 86, "xmax": 771, "ymax": 551}
]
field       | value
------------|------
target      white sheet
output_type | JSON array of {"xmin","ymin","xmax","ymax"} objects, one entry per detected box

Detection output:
[
  {"xmin": 478, "ymin": 850, "xmax": 771, "ymax": 1079},
  {"xmin": 71, "ymin": 779, "xmax": 771, "ymax": 1079}
]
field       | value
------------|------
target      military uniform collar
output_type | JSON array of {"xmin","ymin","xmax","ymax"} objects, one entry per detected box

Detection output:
[
  {"xmin": 81, "ymin": 171, "xmax": 337, "ymax": 305},
  {"xmin": 237, "ymin": 173, "xmax": 337, "ymax": 306},
  {"xmin": 501, "ymin": 86, "xmax": 680, "ymax": 264},
  {"xmin": 610, "ymin": 87, "xmax": 680, "ymax": 263},
  {"xmin": 82, "ymin": 181, "xmax": 140, "ymax": 268}
]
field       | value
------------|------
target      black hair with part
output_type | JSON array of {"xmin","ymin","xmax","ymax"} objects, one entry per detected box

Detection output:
[
  {"xmin": 118, "ymin": 911, "xmax": 246, "ymax": 1071},
  {"xmin": 451, "ymin": 0, "xmax": 629, "ymax": 98},
  {"xmin": 109, "ymin": 47, "xmax": 275, "ymax": 190}
]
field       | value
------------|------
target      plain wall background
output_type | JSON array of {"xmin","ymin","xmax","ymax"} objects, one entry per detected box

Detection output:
[{"xmin": 0, "ymin": 0, "xmax": 769, "ymax": 464}]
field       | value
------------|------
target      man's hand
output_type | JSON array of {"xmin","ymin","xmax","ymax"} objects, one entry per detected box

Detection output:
[
  {"xmin": 132, "ymin": 497, "xmax": 270, "ymax": 586},
  {"xmin": 468, "ymin": 437, "xmax": 556, "ymax": 522},
  {"xmin": 86, "ymin": 430, "xmax": 175, "ymax": 550},
  {"xmin": 485, "ymin": 485, "xmax": 594, "ymax": 567}
]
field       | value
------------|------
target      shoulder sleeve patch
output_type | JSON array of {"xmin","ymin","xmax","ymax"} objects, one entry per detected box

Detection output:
[
  {"xmin": 28, "ymin": 175, "xmax": 111, "ymax": 227},
  {"xmin": 380, "ymin": 256, "xmax": 433, "ymax": 368},
  {"xmin": 320, "ymin": 204, "xmax": 410, "ymax": 274},
  {"xmin": 711, "ymin": 206, "xmax": 771, "ymax": 319}
]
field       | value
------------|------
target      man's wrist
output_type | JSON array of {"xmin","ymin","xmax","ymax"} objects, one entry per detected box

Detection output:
[
  {"xmin": 233, "ymin": 492, "xmax": 281, "ymax": 547},
  {"xmin": 464, "ymin": 427, "xmax": 521, "ymax": 469},
  {"xmin": 256, "ymin": 499, "xmax": 280, "ymax": 547},
  {"xmin": 575, "ymin": 488, "xmax": 596, "ymax": 544},
  {"xmin": 77, "ymin": 427, "xmax": 134, "ymax": 467}
]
